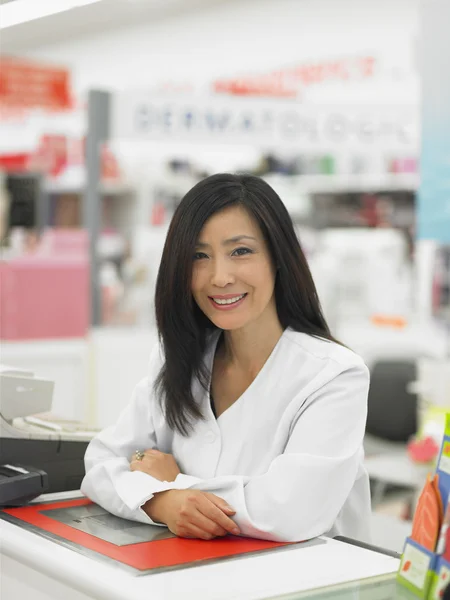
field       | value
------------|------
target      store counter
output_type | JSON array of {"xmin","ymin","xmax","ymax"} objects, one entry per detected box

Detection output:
[{"xmin": 0, "ymin": 492, "xmax": 401, "ymax": 600}]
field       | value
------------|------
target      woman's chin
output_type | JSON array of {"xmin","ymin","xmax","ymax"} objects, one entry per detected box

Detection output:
[{"xmin": 208, "ymin": 314, "xmax": 248, "ymax": 331}]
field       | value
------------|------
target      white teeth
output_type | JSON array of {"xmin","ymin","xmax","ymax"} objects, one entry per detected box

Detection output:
[{"xmin": 212, "ymin": 294, "xmax": 245, "ymax": 305}]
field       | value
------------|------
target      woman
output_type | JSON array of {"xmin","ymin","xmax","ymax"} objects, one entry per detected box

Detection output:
[{"xmin": 82, "ymin": 173, "xmax": 371, "ymax": 543}]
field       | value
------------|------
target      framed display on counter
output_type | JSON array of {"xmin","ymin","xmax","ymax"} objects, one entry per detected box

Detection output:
[{"xmin": 0, "ymin": 497, "xmax": 318, "ymax": 576}]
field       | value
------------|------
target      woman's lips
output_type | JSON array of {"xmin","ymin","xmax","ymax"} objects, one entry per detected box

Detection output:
[{"xmin": 208, "ymin": 293, "xmax": 247, "ymax": 311}]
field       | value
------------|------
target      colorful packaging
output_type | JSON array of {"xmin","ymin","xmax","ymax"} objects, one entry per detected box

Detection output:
[{"xmin": 397, "ymin": 413, "xmax": 450, "ymax": 598}]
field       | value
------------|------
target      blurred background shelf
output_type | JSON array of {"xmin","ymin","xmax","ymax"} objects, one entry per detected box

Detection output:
[
  {"xmin": 289, "ymin": 173, "xmax": 419, "ymax": 194},
  {"xmin": 43, "ymin": 181, "xmax": 134, "ymax": 196}
]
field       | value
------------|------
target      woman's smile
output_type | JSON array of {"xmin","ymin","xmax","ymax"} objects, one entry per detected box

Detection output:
[{"xmin": 208, "ymin": 293, "xmax": 248, "ymax": 310}]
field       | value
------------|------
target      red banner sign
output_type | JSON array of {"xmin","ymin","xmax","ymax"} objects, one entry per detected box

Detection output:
[
  {"xmin": 0, "ymin": 56, "xmax": 72, "ymax": 110},
  {"xmin": 213, "ymin": 56, "xmax": 376, "ymax": 98}
]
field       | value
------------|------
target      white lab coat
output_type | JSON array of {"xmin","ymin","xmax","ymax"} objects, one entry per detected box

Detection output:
[{"xmin": 81, "ymin": 328, "xmax": 371, "ymax": 543}]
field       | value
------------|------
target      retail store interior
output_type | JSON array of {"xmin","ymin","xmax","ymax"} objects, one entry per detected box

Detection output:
[{"xmin": 1, "ymin": 0, "xmax": 450, "ymax": 598}]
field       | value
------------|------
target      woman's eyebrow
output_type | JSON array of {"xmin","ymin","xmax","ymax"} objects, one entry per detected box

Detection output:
[
  {"xmin": 223, "ymin": 235, "xmax": 257, "ymax": 244},
  {"xmin": 196, "ymin": 235, "xmax": 257, "ymax": 248}
]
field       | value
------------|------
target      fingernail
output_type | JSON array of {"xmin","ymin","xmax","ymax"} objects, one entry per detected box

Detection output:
[
  {"xmin": 225, "ymin": 505, "xmax": 235, "ymax": 512},
  {"xmin": 232, "ymin": 528, "xmax": 240, "ymax": 535}
]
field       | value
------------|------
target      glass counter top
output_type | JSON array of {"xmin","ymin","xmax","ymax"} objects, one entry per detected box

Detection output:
[{"xmin": 267, "ymin": 572, "xmax": 423, "ymax": 599}]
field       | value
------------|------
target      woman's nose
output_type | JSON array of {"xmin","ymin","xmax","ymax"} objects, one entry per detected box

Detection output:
[{"xmin": 210, "ymin": 258, "xmax": 235, "ymax": 287}]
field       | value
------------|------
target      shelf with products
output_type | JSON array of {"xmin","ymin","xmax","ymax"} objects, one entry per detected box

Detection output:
[
  {"xmin": 306, "ymin": 190, "xmax": 416, "ymax": 245},
  {"xmin": 41, "ymin": 161, "xmax": 136, "ymax": 229},
  {"xmin": 257, "ymin": 171, "xmax": 418, "ymax": 239},
  {"xmin": 44, "ymin": 187, "xmax": 136, "ymax": 231},
  {"xmin": 44, "ymin": 181, "xmax": 134, "ymax": 197},
  {"xmin": 1, "ymin": 177, "xmax": 136, "ymax": 239},
  {"xmin": 0, "ymin": 171, "xmax": 48, "ymax": 247},
  {"xmin": 286, "ymin": 173, "xmax": 419, "ymax": 195}
]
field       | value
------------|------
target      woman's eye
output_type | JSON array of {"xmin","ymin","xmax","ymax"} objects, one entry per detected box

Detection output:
[
  {"xmin": 193, "ymin": 252, "xmax": 208, "ymax": 260},
  {"xmin": 232, "ymin": 247, "xmax": 252, "ymax": 257}
]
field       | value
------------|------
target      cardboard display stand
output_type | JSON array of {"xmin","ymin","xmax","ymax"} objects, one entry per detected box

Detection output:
[{"xmin": 397, "ymin": 414, "xmax": 450, "ymax": 598}]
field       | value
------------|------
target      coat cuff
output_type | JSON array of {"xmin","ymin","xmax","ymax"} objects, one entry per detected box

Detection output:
[
  {"xmin": 117, "ymin": 470, "xmax": 177, "ymax": 511},
  {"xmin": 137, "ymin": 473, "xmax": 203, "ymax": 525},
  {"xmin": 118, "ymin": 471, "xmax": 203, "ymax": 525},
  {"xmin": 173, "ymin": 473, "xmax": 203, "ymax": 488}
]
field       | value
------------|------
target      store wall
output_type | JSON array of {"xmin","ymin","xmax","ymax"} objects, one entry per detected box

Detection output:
[{"xmin": 22, "ymin": 0, "xmax": 420, "ymax": 104}]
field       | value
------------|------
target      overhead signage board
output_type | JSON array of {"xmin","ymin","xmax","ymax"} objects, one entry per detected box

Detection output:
[
  {"xmin": 0, "ymin": 57, "xmax": 72, "ymax": 111},
  {"xmin": 111, "ymin": 93, "xmax": 418, "ymax": 152},
  {"xmin": 212, "ymin": 56, "xmax": 377, "ymax": 99}
]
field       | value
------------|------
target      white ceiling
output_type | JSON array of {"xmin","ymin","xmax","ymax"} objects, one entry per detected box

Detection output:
[{"xmin": 1, "ymin": 0, "xmax": 232, "ymax": 53}]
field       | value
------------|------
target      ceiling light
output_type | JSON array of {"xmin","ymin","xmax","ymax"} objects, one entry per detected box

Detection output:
[{"xmin": 0, "ymin": 0, "xmax": 104, "ymax": 29}]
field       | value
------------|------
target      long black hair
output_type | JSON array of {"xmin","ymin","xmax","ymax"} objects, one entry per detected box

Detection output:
[{"xmin": 155, "ymin": 173, "xmax": 338, "ymax": 435}]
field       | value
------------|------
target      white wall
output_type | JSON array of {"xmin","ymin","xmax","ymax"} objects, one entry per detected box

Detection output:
[{"xmin": 23, "ymin": 0, "xmax": 420, "ymax": 104}]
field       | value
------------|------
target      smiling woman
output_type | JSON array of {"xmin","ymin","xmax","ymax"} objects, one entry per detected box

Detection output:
[
  {"xmin": 153, "ymin": 174, "xmax": 340, "ymax": 434},
  {"xmin": 81, "ymin": 174, "xmax": 371, "ymax": 545}
]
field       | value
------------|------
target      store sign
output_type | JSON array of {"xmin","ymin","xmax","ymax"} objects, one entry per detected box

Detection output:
[
  {"xmin": 213, "ymin": 56, "xmax": 376, "ymax": 99},
  {"xmin": 112, "ymin": 94, "xmax": 418, "ymax": 152},
  {"xmin": 0, "ymin": 57, "xmax": 72, "ymax": 111}
]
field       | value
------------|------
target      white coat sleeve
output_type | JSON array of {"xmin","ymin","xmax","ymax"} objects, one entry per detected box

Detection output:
[
  {"xmin": 80, "ymin": 348, "xmax": 193, "ymax": 525},
  {"xmin": 179, "ymin": 362, "xmax": 369, "ymax": 542}
]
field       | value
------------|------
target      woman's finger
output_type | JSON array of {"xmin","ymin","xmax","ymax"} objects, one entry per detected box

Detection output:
[
  {"xmin": 130, "ymin": 448, "xmax": 158, "ymax": 462},
  {"xmin": 130, "ymin": 458, "xmax": 154, "ymax": 471},
  {"xmin": 198, "ymin": 496, "xmax": 240, "ymax": 535},
  {"xmin": 204, "ymin": 492, "xmax": 236, "ymax": 515},
  {"xmin": 177, "ymin": 522, "xmax": 216, "ymax": 540},
  {"xmin": 130, "ymin": 459, "xmax": 144, "ymax": 472},
  {"xmin": 190, "ymin": 509, "xmax": 228, "ymax": 537}
]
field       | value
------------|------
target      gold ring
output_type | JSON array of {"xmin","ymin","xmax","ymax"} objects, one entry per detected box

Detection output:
[{"xmin": 135, "ymin": 450, "xmax": 145, "ymax": 461}]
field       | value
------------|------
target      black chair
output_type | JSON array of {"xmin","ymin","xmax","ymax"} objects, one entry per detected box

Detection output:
[
  {"xmin": 366, "ymin": 360, "xmax": 418, "ymax": 443},
  {"xmin": 364, "ymin": 359, "xmax": 419, "ymax": 512}
]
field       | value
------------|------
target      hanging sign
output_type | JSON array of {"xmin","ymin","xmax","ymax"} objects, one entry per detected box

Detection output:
[
  {"xmin": 112, "ymin": 93, "xmax": 418, "ymax": 152},
  {"xmin": 0, "ymin": 56, "xmax": 72, "ymax": 111}
]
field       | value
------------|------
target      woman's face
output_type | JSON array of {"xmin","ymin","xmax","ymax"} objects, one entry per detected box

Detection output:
[{"xmin": 191, "ymin": 205, "xmax": 278, "ymax": 332}]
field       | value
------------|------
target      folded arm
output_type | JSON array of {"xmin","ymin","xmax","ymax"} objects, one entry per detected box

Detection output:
[
  {"xmin": 155, "ymin": 363, "xmax": 370, "ymax": 542},
  {"xmin": 82, "ymin": 360, "xmax": 369, "ymax": 541}
]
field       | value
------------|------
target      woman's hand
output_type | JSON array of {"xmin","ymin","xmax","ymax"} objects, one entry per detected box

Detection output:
[
  {"xmin": 130, "ymin": 449, "xmax": 181, "ymax": 482},
  {"xmin": 143, "ymin": 489, "xmax": 240, "ymax": 540}
]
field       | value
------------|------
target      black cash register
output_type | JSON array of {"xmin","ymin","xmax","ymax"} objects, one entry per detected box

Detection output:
[
  {"xmin": 0, "ymin": 464, "xmax": 48, "ymax": 506},
  {"xmin": 0, "ymin": 368, "xmax": 96, "ymax": 505}
]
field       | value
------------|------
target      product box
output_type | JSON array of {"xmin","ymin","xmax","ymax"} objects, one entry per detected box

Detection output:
[
  {"xmin": 0, "ymin": 256, "xmax": 89, "ymax": 340},
  {"xmin": 397, "ymin": 414, "xmax": 450, "ymax": 598}
]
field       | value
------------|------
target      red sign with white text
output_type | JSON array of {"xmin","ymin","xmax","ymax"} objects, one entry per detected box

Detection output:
[
  {"xmin": 0, "ymin": 56, "xmax": 72, "ymax": 110},
  {"xmin": 213, "ymin": 56, "xmax": 376, "ymax": 98}
]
